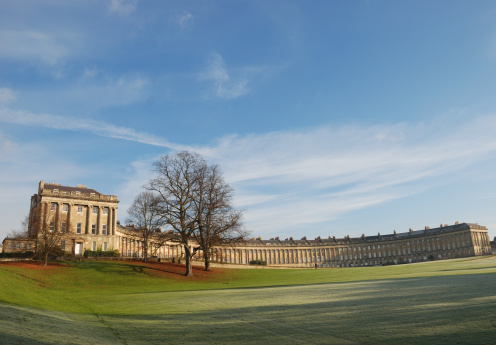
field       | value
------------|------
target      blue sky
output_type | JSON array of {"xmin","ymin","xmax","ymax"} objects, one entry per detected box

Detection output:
[{"xmin": 1, "ymin": 0, "xmax": 496, "ymax": 241}]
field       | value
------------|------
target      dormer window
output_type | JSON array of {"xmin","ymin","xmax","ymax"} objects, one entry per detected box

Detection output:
[{"xmin": 53, "ymin": 189, "xmax": 59, "ymax": 194}]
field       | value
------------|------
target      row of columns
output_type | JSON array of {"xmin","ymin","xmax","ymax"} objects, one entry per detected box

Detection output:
[{"xmin": 46, "ymin": 202, "xmax": 117, "ymax": 235}]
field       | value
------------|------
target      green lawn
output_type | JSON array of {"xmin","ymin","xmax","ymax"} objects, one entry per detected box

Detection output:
[{"xmin": 1, "ymin": 257, "xmax": 495, "ymax": 344}]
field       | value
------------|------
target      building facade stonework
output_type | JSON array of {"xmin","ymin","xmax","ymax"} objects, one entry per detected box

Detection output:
[{"xmin": 2, "ymin": 181, "xmax": 493, "ymax": 267}]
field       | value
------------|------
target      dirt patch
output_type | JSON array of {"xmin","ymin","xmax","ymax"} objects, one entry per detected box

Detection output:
[
  {"xmin": 0, "ymin": 261, "xmax": 67, "ymax": 271},
  {"xmin": 121, "ymin": 260, "xmax": 233, "ymax": 281}
]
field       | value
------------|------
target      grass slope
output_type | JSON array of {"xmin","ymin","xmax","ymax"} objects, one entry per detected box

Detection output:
[{"xmin": 1, "ymin": 257, "xmax": 495, "ymax": 344}]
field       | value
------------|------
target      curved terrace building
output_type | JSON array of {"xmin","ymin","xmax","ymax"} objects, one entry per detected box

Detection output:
[{"xmin": 2, "ymin": 181, "xmax": 492, "ymax": 267}]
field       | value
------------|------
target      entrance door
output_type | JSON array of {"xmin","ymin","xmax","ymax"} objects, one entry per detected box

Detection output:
[{"xmin": 75, "ymin": 243, "xmax": 82, "ymax": 255}]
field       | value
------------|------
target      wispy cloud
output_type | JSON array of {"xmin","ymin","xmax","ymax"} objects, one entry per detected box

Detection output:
[
  {"xmin": 115, "ymin": 115, "xmax": 496, "ymax": 236},
  {"xmin": 0, "ymin": 88, "xmax": 17, "ymax": 104},
  {"xmin": 108, "ymin": 0, "xmax": 137, "ymax": 16},
  {"xmin": 200, "ymin": 53, "xmax": 249, "ymax": 99},
  {"xmin": 0, "ymin": 108, "xmax": 187, "ymax": 151},
  {"xmin": 0, "ymin": 30, "xmax": 73, "ymax": 66},
  {"xmin": 177, "ymin": 11, "xmax": 194, "ymax": 30},
  {"xmin": 2, "ymin": 105, "xmax": 496, "ymax": 237}
]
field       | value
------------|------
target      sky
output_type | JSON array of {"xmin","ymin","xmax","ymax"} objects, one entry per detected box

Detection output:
[{"xmin": 1, "ymin": 0, "xmax": 496, "ymax": 242}]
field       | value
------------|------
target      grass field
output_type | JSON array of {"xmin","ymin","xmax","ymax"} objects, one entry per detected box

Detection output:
[{"xmin": 1, "ymin": 257, "xmax": 495, "ymax": 344}]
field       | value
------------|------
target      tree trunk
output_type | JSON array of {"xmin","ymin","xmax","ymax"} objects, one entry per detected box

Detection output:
[
  {"xmin": 43, "ymin": 252, "xmax": 48, "ymax": 266},
  {"xmin": 203, "ymin": 251, "xmax": 211, "ymax": 271},
  {"xmin": 143, "ymin": 242, "xmax": 148, "ymax": 262},
  {"xmin": 184, "ymin": 244, "xmax": 193, "ymax": 277}
]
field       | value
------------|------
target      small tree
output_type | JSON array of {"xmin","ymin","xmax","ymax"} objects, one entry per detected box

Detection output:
[
  {"xmin": 194, "ymin": 164, "xmax": 247, "ymax": 271},
  {"xmin": 32, "ymin": 204, "xmax": 64, "ymax": 266},
  {"xmin": 7, "ymin": 215, "xmax": 30, "ymax": 238},
  {"xmin": 126, "ymin": 191, "xmax": 166, "ymax": 262}
]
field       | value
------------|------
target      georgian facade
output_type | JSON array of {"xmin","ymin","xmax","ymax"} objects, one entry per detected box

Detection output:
[
  {"xmin": 27, "ymin": 180, "xmax": 119, "ymax": 255},
  {"xmin": 2, "ymin": 181, "xmax": 493, "ymax": 267}
]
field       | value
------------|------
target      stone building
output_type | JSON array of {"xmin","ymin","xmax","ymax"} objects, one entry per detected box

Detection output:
[
  {"xmin": 3, "ymin": 180, "xmax": 119, "ymax": 255},
  {"xmin": 2, "ymin": 181, "xmax": 493, "ymax": 267},
  {"xmin": 205, "ymin": 222, "xmax": 492, "ymax": 267}
]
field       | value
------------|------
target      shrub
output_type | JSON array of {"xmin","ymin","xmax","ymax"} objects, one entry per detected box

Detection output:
[
  {"xmin": 84, "ymin": 249, "xmax": 120, "ymax": 258},
  {"xmin": 249, "ymin": 260, "xmax": 267, "ymax": 266},
  {"xmin": 0, "ymin": 251, "xmax": 35, "ymax": 259}
]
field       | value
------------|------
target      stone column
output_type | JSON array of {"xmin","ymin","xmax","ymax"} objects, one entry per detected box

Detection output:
[
  {"xmin": 67, "ymin": 203, "xmax": 73, "ymax": 233},
  {"xmin": 97, "ymin": 206, "xmax": 101, "ymax": 235},
  {"xmin": 85, "ymin": 205, "xmax": 91, "ymax": 234},
  {"xmin": 56, "ymin": 202, "xmax": 62, "ymax": 232},
  {"xmin": 106, "ymin": 207, "xmax": 111, "ymax": 236},
  {"xmin": 112, "ymin": 207, "xmax": 117, "ymax": 235}
]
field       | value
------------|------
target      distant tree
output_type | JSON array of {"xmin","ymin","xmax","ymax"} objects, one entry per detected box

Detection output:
[
  {"xmin": 148, "ymin": 151, "xmax": 207, "ymax": 277},
  {"xmin": 194, "ymin": 164, "xmax": 247, "ymax": 271},
  {"xmin": 126, "ymin": 191, "xmax": 166, "ymax": 262},
  {"xmin": 31, "ymin": 204, "xmax": 64, "ymax": 266},
  {"xmin": 7, "ymin": 215, "xmax": 30, "ymax": 238}
]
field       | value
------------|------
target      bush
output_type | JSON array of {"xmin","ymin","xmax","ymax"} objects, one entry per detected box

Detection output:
[
  {"xmin": 249, "ymin": 260, "xmax": 267, "ymax": 266},
  {"xmin": 0, "ymin": 251, "xmax": 35, "ymax": 259},
  {"xmin": 84, "ymin": 249, "xmax": 120, "ymax": 258}
]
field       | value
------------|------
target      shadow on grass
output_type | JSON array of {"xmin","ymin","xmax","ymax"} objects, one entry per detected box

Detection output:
[
  {"xmin": 101, "ymin": 273, "xmax": 496, "ymax": 345},
  {"xmin": 0, "ymin": 333, "xmax": 56, "ymax": 345},
  {"xmin": 66, "ymin": 260, "xmax": 188, "ymax": 277}
]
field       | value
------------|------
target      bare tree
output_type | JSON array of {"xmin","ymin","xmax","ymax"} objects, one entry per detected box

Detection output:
[
  {"xmin": 194, "ymin": 164, "xmax": 247, "ymax": 271},
  {"xmin": 32, "ymin": 204, "xmax": 64, "ymax": 266},
  {"xmin": 126, "ymin": 191, "xmax": 165, "ymax": 262},
  {"xmin": 8, "ymin": 215, "xmax": 30, "ymax": 238},
  {"xmin": 148, "ymin": 151, "xmax": 207, "ymax": 277}
]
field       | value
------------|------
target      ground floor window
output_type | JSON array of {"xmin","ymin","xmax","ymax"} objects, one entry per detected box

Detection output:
[{"xmin": 92, "ymin": 241, "xmax": 97, "ymax": 251}]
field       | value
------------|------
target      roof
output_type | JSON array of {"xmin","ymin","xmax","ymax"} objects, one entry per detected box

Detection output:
[{"xmin": 44, "ymin": 183, "xmax": 101, "ymax": 195}]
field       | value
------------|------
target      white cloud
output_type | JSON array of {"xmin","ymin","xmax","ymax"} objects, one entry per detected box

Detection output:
[
  {"xmin": 200, "ymin": 54, "xmax": 249, "ymax": 99},
  {"xmin": 0, "ymin": 88, "xmax": 17, "ymax": 104},
  {"xmin": 0, "ymin": 30, "xmax": 71, "ymax": 66},
  {"xmin": 108, "ymin": 0, "xmax": 137, "ymax": 16},
  {"xmin": 0, "ymin": 131, "xmax": 17, "ymax": 154},
  {"xmin": 82, "ymin": 67, "xmax": 99, "ymax": 79},
  {"xmin": 111, "ymin": 115, "xmax": 496, "ymax": 237},
  {"xmin": 177, "ymin": 11, "xmax": 194, "ymax": 30},
  {"xmin": 3, "ymin": 106, "xmax": 496, "ymax": 238},
  {"xmin": 0, "ymin": 108, "xmax": 188, "ymax": 151}
]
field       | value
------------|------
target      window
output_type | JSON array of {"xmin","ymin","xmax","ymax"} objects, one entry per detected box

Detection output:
[
  {"xmin": 92, "ymin": 241, "xmax": 97, "ymax": 251},
  {"xmin": 103, "ymin": 242, "xmax": 107, "ymax": 251},
  {"xmin": 63, "ymin": 204, "xmax": 69, "ymax": 212},
  {"xmin": 28, "ymin": 243, "xmax": 32, "ymax": 250},
  {"xmin": 16, "ymin": 243, "xmax": 20, "ymax": 249},
  {"xmin": 49, "ymin": 221, "xmax": 55, "ymax": 232},
  {"xmin": 91, "ymin": 224, "xmax": 96, "ymax": 235},
  {"xmin": 76, "ymin": 223, "xmax": 82, "ymax": 234},
  {"xmin": 93, "ymin": 206, "xmax": 98, "ymax": 214},
  {"xmin": 78, "ymin": 205, "xmax": 83, "ymax": 213},
  {"xmin": 9, "ymin": 242, "xmax": 14, "ymax": 249},
  {"xmin": 61, "ymin": 222, "xmax": 66, "ymax": 233},
  {"xmin": 103, "ymin": 207, "xmax": 109, "ymax": 215},
  {"xmin": 21, "ymin": 243, "xmax": 26, "ymax": 249},
  {"xmin": 51, "ymin": 203, "xmax": 57, "ymax": 211},
  {"xmin": 102, "ymin": 224, "xmax": 107, "ymax": 235},
  {"xmin": 53, "ymin": 189, "xmax": 59, "ymax": 194},
  {"xmin": 61, "ymin": 240, "xmax": 66, "ymax": 250}
]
